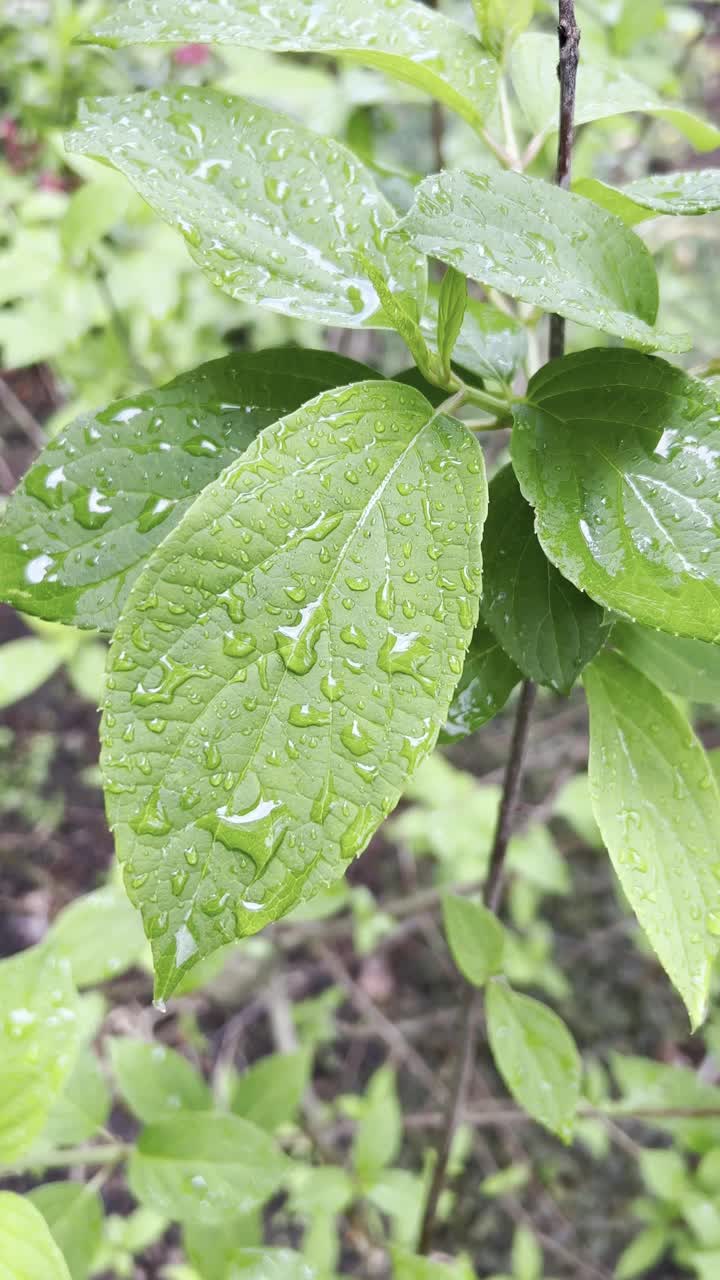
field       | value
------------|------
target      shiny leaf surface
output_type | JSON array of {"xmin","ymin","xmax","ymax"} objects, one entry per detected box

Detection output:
[
  {"xmin": 576, "ymin": 171, "xmax": 720, "ymax": 225},
  {"xmin": 109, "ymin": 1038, "xmax": 212, "ymax": 1123},
  {"xmin": 439, "ymin": 620, "xmax": 520, "ymax": 743}
]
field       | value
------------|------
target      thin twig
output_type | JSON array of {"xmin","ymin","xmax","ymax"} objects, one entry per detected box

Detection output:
[
  {"xmin": 548, "ymin": 0, "xmax": 581, "ymax": 361},
  {"xmin": 0, "ymin": 376, "xmax": 46, "ymax": 449}
]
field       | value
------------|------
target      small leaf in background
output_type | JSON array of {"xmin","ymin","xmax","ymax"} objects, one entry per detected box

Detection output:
[
  {"xmin": 436, "ymin": 267, "xmax": 467, "ymax": 375},
  {"xmin": 217, "ymin": 1249, "xmax": 316, "ymax": 1279},
  {"xmin": 552, "ymin": 774, "xmax": 604, "ymax": 850},
  {"xmin": 66, "ymin": 90, "xmax": 426, "ymax": 328},
  {"xmin": 42, "ymin": 1048, "xmax": 111, "ymax": 1147},
  {"xmin": 400, "ymin": 170, "xmax": 687, "ymax": 350},
  {"xmin": 393, "ymin": 1250, "xmax": 476, "ymax": 1279},
  {"xmin": 66, "ymin": 641, "xmax": 107, "ymax": 704},
  {"xmin": 231, "ymin": 1050, "xmax": 311, "ymax": 1132},
  {"xmin": 611, "ymin": 1052, "xmax": 720, "ymax": 1153},
  {"xmin": 442, "ymin": 895, "xmax": 505, "ymax": 986},
  {"xmin": 575, "ymin": 171, "xmax": 720, "ymax": 225},
  {"xmin": 420, "ymin": 291, "xmax": 526, "ymax": 385},
  {"xmin": 512, "ymin": 349, "xmax": 720, "ymax": 643},
  {"xmin": 485, "ymin": 979, "xmax": 581, "ymax": 1141},
  {"xmin": 29, "ymin": 1183, "xmax": 104, "ymax": 1280},
  {"xmin": 0, "ymin": 348, "xmax": 379, "ymax": 632},
  {"xmin": 511, "ymin": 1224, "xmax": 543, "ymax": 1280},
  {"xmin": 109, "ymin": 1038, "xmax": 211, "ymax": 1124},
  {"xmin": 128, "ymin": 1113, "xmax": 288, "ymax": 1224},
  {"xmin": 102, "ymin": 381, "xmax": 485, "ymax": 999},
  {"xmin": 85, "ymin": 0, "xmax": 499, "ymax": 135},
  {"xmin": 473, "ymin": 0, "xmax": 535, "ymax": 62},
  {"xmin": 481, "ymin": 465, "xmax": 610, "ymax": 693},
  {"xmin": 584, "ymin": 651, "xmax": 720, "ymax": 1029},
  {"xmin": 184, "ymin": 1214, "xmax": 263, "ymax": 1280},
  {"xmin": 440, "ymin": 621, "xmax": 520, "ymax": 743},
  {"xmin": 60, "ymin": 179, "xmax": 131, "ymax": 263},
  {"xmin": 613, "ymin": 623, "xmax": 720, "ymax": 704},
  {"xmin": 0, "ymin": 1193, "xmax": 72, "ymax": 1280},
  {"xmin": 47, "ymin": 884, "xmax": 146, "ymax": 988},
  {"xmin": 0, "ymin": 945, "xmax": 80, "ymax": 1163},
  {"xmin": 352, "ymin": 1066, "xmax": 403, "ymax": 1185},
  {"xmin": 614, "ymin": 1225, "xmax": 667, "ymax": 1280},
  {"xmin": 0, "ymin": 634, "xmax": 78, "ymax": 709}
]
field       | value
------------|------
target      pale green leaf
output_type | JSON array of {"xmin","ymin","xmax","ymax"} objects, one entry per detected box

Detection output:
[
  {"xmin": 553, "ymin": 774, "xmax": 603, "ymax": 849},
  {"xmin": 66, "ymin": 90, "xmax": 426, "ymax": 328},
  {"xmin": 101, "ymin": 381, "xmax": 485, "ymax": 999},
  {"xmin": 511, "ymin": 1225, "xmax": 542, "ymax": 1280},
  {"xmin": 184, "ymin": 1215, "xmax": 263, "ymax": 1280},
  {"xmin": 511, "ymin": 32, "xmax": 720, "ymax": 151},
  {"xmin": 393, "ymin": 1249, "xmax": 476, "ymax": 1278},
  {"xmin": 0, "ymin": 945, "xmax": 80, "ymax": 1164},
  {"xmin": 481, "ymin": 465, "xmax": 610, "ymax": 693},
  {"xmin": 420, "ymin": 291, "xmax": 527, "ymax": 384},
  {"xmin": 440, "ymin": 621, "xmax": 520, "ymax": 743},
  {"xmin": 0, "ymin": 636, "xmax": 73, "ymax": 708},
  {"xmin": 611, "ymin": 1052, "xmax": 720, "ymax": 1153},
  {"xmin": 584, "ymin": 651, "xmax": 720, "ymax": 1028},
  {"xmin": 109, "ymin": 1038, "xmax": 211, "ymax": 1124},
  {"xmin": 0, "ymin": 349, "xmax": 379, "ymax": 633},
  {"xmin": 231, "ymin": 1050, "xmax": 311, "ymax": 1132},
  {"xmin": 473, "ymin": 0, "xmax": 534, "ymax": 62},
  {"xmin": 60, "ymin": 180, "xmax": 130, "ymax": 261},
  {"xmin": 615, "ymin": 1226, "xmax": 668, "ymax": 1280},
  {"xmin": 485, "ymin": 980, "xmax": 581, "ymax": 1141},
  {"xmin": 512, "ymin": 349, "xmax": 720, "ymax": 643},
  {"xmin": 29, "ymin": 1183, "xmax": 103, "ymax": 1280},
  {"xmin": 0, "ymin": 1193, "xmax": 72, "ymax": 1280},
  {"xmin": 47, "ymin": 885, "xmax": 146, "ymax": 987},
  {"xmin": 614, "ymin": 623, "xmax": 720, "ymax": 704},
  {"xmin": 128, "ymin": 1112, "xmax": 288, "ymax": 1224},
  {"xmin": 576, "ymin": 171, "xmax": 720, "ymax": 225},
  {"xmin": 400, "ymin": 170, "xmax": 686, "ymax": 350},
  {"xmin": 353, "ymin": 1066, "xmax": 403, "ymax": 1183},
  {"xmin": 42, "ymin": 1049, "xmax": 111, "ymax": 1147},
  {"xmin": 67, "ymin": 642, "xmax": 107, "ymax": 704},
  {"xmin": 225, "ymin": 1249, "xmax": 316, "ymax": 1279},
  {"xmin": 442, "ymin": 894, "xmax": 505, "ymax": 986},
  {"xmin": 85, "ymin": 0, "xmax": 498, "ymax": 134},
  {"xmin": 436, "ymin": 267, "xmax": 467, "ymax": 374}
]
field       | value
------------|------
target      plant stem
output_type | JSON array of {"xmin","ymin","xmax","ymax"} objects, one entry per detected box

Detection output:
[
  {"xmin": 6, "ymin": 1142, "xmax": 128, "ymax": 1174},
  {"xmin": 548, "ymin": 0, "xmax": 581, "ymax": 360}
]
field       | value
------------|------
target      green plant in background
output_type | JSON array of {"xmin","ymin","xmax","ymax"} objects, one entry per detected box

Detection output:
[{"xmin": 2, "ymin": 0, "xmax": 720, "ymax": 1276}]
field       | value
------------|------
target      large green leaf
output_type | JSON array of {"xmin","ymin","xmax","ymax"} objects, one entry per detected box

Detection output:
[
  {"xmin": 29, "ymin": 1184, "xmax": 103, "ymax": 1280},
  {"xmin": 614, "ymin": 623, "xmax": 720, "ymax": 704},
  {"xmin": 512, "ymin": 350, "xmax": 720, "ymax": 643},
  {"xmin": 0, "ymin": 945, "xmax": 80, "ymax": 1164},
  {"xmin": 85, "ymin": 0, "xmax": 498, "ymax": 133},
  {"xmin": 109, "ymin": 1038, "xmax": 212, "ymax": 1123},
  {"xmin": 66, "ymin": 90, "xmax": 426, "ymax": 328},
  {"xmin": 584, "ymin": 651, "xmax": 720, "ymax": 1028},
  {"xmin": 481, "ymin": 465, "xmax": 610, "ymax": 694},
  {"xmin": 575, "ymin": 171, "xmax": 720, "ymax": 226},
  {"xmin": 0, "ymin": 1193, "xmax": 72, "ymax": 1280},
  {"xmin": 511, "ymin": 33, "xmax": 720, "ymax": 152},
  {"xmin": 101, "ymin": 381, "xmax": 485, "ymax": 998},
  {"xmin": 439, "ymin": 620, "xmax": 520, "ymax": 743},
  {"xmin": 399, "ymin": 170, "xmax": 685, "ymax": 350},
  {"xmin": 128, "ymin": 1112, "xmax": 289, "ymax": 1224},
  {"xmin": 0, "ymin": 350, "xmax": 378, "ymax": 633}
]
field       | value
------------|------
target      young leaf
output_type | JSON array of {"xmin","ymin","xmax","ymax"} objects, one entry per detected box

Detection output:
[
  {"xmin": 442, "ymin": 894, "xmax": 505, "ymax": 986},
  {"xmin": 439, "ymin": 621, "xmax": 520, "ymax": 743},
  {"xmin": 481, "ymin": 465, "xmax": 610, "ymax": 694},
  {"xmin": 512, "ymin": 349, "xmax": 720, "ymax": 643},
  {"xmin": 0, "ymin": 1193, "xmax": 72, "ymax": 1280},
  {"xmin": 0, "ymin": 349, "xmax": 380, "ymax": 633},
  {"xmin": 352, "ymin": 1066, "xmax": 403, "ymax": 1184},
  {"xmin": 109, "ymin": 1038, "xmax": 212, "ymax": 1124},
  {"xmin": 231, "ymin": 1050, "xmax": 311, "ymax": 1133},
  {"xmin": 485, "ymin": 979, "xmax": 581, "ymax": 1142},
  {"xmin": 84, "ymin": 0, "xmax": 499, "ymax": 134},
  {"xmin": 400, "ymin": 170, "xmax": 686, "ymax": 351},
  {"xmin": 473, "ymin": 0, "xmax": 534, "ymax": 62},
  {"xmin": 575, "ymin": 171, "xmax": 720, "ymax": 226},
  {"xmin": 47, "ymin": 884, "xmax": 146, "ymax": 987},
  {"xmin": 421, "ymin": 291, "xmax": 526, "ymax": 385},
  {"xmin": 0, "ymin": 945, "xmax": 80, "ymax": 1163},
  {"xmin": 101, "ymin": 381, "xmax": 485, "ymax": 999},
  {"xmin": 584, "ymin": 651, "xmax": 720, "ymax": 1029},
  {"xmin": 128, "ymin": 1112, "xmax": 288, "ymax": 1224},
  {"xmin": 66, "ymin": 90, "xmax": 426, "ymax": 328},
  {"xmin": 436, "ymin": 267, "xmax": 467, "ymax": 376},
  {"xmin": 613, "ymin": 623, "xmax": 720, "ymax": 704},
  {"xmin": 29, "ymin": 1183, "xmax": 104, "ymax": 1280}
]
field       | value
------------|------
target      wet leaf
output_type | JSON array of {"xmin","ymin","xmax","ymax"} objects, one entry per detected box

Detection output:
[
  {"xmin": 66, "ymin": 89, "xmax": 426, "ymax": 328},
  {"xmin": 442, "ymin": 895, "xmax": 505, "ymax": 986},
  {"xmin": 84, "ymin": 0, "xmax": 498, "ymax": 134},
  {"xmin": 485, "ymin": 979, "xmax": 581, "ymax": 1141},
  {"xmin": 101, "ymin": 381, "xmax": 485, "ymax": 999},
  {"xmin": 481, "ymin": 465, "xmax": 610, "ymax": 693},
  {"xmin": 0, "ymin": 1193, "xmax": 72, "ymax": 1280},
  {"xmin": 421, "ymin": 290, "xmax": 527, "ymax": 384},
  {"xmin": 584, "ymin": 650, "xmax": 720, "ymax": 1029},
  {"xmin": 109, "ymin": 1038, "xmax": 212, "ymax": 1124},
  {"xmin": 0, "ymin": 349, "xmax": 380, "ymax": 634},
  {"xmin": 29, "ymin": 1183, "xmax": 103, "ymax": 1280},
  {"xmin": 614, "ymin": 623, "xmax": 720, "ymax": 704},
  {"xmin": 439, "ymin": 620, "xmax": 520, "ymax": 743},
  {"xmin": 576, "ymin": 170, "xmax": 720, "ymax": 225},
  {"xmin": 400, "ymin": 170, "xmax": 686, "ymax": 350},
  {"xmin": 511, "ymin": 349, "xmax": 720, "ymax": 643}
]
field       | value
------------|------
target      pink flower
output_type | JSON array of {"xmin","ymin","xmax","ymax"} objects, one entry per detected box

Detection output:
[{"xmin": 172, "ymin": 43, "xmax": 210, "ymax": 66}]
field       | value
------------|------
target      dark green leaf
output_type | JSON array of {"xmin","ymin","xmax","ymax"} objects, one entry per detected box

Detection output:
[
  {"xmin": 442, "ymin": 894, "xmax": 505, "ymax": 986},
  {"xmin": 0, "ymin": 1193, "xmax": 72, "ymax": 1280},
  {"xmin": 29, "ymin": 1184, "xmax": 103, "ymax": 1280},
  {"xmin": 109, "ymin": 1038, "xmax": 212, "ymax": 1124},
  {"xmin": 512, "ymin": 349, "xmax": 720, "ymax": 643},
  {"xmin": 576, "ymin": 171, "xmax": 720, "ymax": 225},
  {"xmin": 614, "ymin": 623, "xmax": 720, "ymax": 703},
  {"xmin": 231, "ymin": 1050, "xmax": 311, "ymax": 1132},
  {"xmin": 436, "ymin": 267, "xmax": 467, "ymax": 375},
  {"xmin": 0, "ymin": 349, "xmax": 381, "ymax": 633},
  {"xmin": 440, "ymin": 620, "xmax": 520, "ymax": 743}
]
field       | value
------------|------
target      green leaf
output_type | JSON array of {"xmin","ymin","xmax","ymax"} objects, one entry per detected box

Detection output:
[
  {"xmin": 442, "ymin": 895, "xmax": 505, "ymax": 986},
  {"xmin": 67, "ymin": 642, "xmax": 107, "ymax": 704},
  {"xmin": 485, "ymin": 979, "xmax": 581, "ymax": 1141},
  {"xmin": 511, "ymin": 1225, "xmax": 542, "ymax": 1280},
  {"xmin": 42, "ymin": 1049, "xmax": 111, "ymax": 1147},
  {"xmin": 47, "ymin": 884, "xmax": 146, "ymax": 987},
  {"xmin": 0, "ymin": 349, "xmax": 380, "ymax": 633},
  {"xmin": 84, "ymin": 0, "xmax": 498, "ymax": 134},
  {"xmin": 393, "ymin": 1250, "xmax": 476, "ymax": 1279},
  {"xmin": 353, "ymin": 1066, "xmax": 403, "ymax": 1183},
  {"xmin": 473, "ymin": 0, "xmax": 534, "ymax": 62},
  {"xmin": 481, "ymin": 465, "xmax": 610, "ymax": 694},
  {"xmin": 436, "ymin": 268, "xmax": 467, "ymax": 377},
  {"xmin": 575, "ymin": 171, "xmax": 720, "ymax": 225},
  {"xmin": 400, "ymin": 170, "xmax": 685, "ymax": 351},
  {"xmin": 109, "ymin": 1038, "xmax": 212, "ymax": 1124},
  {"xmin": 0, "ymin": 1193, "xmax": 72, "ymax": 1280},
  {"xmin": 421, "ymin": 291, "xmax": 527, "ymax": 385},
  {"xmin": 0, "ymin": 945, "xmax": 80, "ymax": 1163},
  {"xmin": 128, "ymin": 1112, "xmax": 288, "ymax": 1225},
  {"xmin": 512, "ymin": 349, "xmax": 720, "ymax": 643},
  {"xmin": 184, "ymin": 1215, "xmax": 263, "ymax": 1280},
  {"xmin": 221, "ymin": 1249, "xmax": 316, "ymax": 1279},
  {"xmin": 614, "ymin": 1226, "xmax": 668, "ymax": 1280},
  {"xmin": 553, "ymin": 773, "xmax": 603, "ymax": 849},
  {"xmin": 613, "ymin": 623, "xmax": 720, "ymax": 704},
  {"xmin": 511, "ymin": 32, "xmax": 720, "ymax": 152},
  {"xmin": 0, "ymin": 636, "xmax": 75, "ymax": 708},
  {"xmin": 101, "ymin": 380, "xmax": 485, "ymax": 999},
  {"xmin": 584, "ymin": 650, "xmax": 720, "ymax": 1029},
  {"xmin": 29, "ymin": 1183, "xmax": 103, "ymax": 1280},
  {"xmin": 439, "ymin": 621, "xmax": 520, "ymax": 743},
  {"xmin": 66, "ymin": 90, "xmax": 426, "ymax": 328},
  {"xmin": 60, "ymin": 180, "xmax": 130, "ymax": 262},
  {"xmin": 611, "ymin": 1052, "xmax": 720, "ymax": 1153},
  {"xmin": 231, "ymin": 1050, "xmax": 311, "ymax": 1133}
]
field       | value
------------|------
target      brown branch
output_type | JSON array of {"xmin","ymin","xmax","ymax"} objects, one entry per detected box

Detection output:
[{"xmin": 548, "ymin": 0, "xmax": 581, "ymax": 361}]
